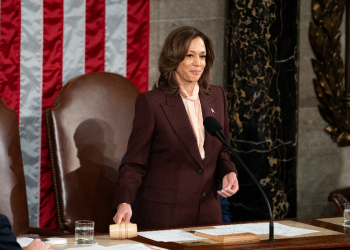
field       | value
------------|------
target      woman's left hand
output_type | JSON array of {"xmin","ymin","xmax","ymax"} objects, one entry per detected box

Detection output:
[{"xmin": 218, "ymin": 172, "xmax": 239, "ymax": 198}]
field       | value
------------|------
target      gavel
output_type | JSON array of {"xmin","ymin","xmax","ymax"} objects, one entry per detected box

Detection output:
[{"xmin": 109, "ymin": 222, "xmax": 138, "ymax": 239}]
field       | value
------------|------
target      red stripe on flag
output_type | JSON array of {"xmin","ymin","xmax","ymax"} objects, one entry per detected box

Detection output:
[
  {"xmin": 85, "ymin": 0, "xmax": 105, "ymax": 73},
  {"xmin": 127, "ymin": 0, "xmax": 149, "ymax": 93},
  {"xmin": 0, "ymin": 0, "xmax": 21, "ymax": 115},
  {"xmin": 40, "ymin": 0, "xmax": 64, "ymax": 228}
]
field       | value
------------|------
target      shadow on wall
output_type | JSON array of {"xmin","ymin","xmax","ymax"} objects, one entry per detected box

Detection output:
[
  {"xmin": 8, "ymin": 134, "xmax": 30, "ymax": 235},
  {"xmin": 64, "ymin": 119, "xmax": 120, "ymax": 232}
]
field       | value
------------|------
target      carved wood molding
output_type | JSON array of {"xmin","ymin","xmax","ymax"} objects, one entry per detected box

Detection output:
[{"xmin": 309, "ymin": 0, "xmax": 350, "ymax": 146}]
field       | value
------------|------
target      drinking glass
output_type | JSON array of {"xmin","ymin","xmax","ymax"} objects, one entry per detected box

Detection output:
[
  {"xmin": 344, "ymin": 203, "xmax": 350, "ymax": 226},
  {"xmin": 75, "ymin": 220, "xmax": 95, "ymax": 244}
]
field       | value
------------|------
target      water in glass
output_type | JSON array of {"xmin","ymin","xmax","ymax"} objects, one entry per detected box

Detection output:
[
  {"xmin": 344, "ymin": 208, "xmax": 350, "ymax": 226},
  {"xmin": 75, "ymin": 226, "xmax": 94, "ymax": 243},
  {"xmin": 75, "ymin": 220, "xmax": 94, "ymax": 244}
]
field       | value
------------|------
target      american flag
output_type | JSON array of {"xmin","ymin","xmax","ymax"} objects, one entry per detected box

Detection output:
[{"xmin": 0, "ymin": 0, "xmax": 149, "ymax": 228}]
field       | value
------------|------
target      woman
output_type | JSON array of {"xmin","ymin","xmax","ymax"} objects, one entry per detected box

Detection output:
[{"xmin": 112, "ymin": 26, "xmax": 239, "ymax": 230}]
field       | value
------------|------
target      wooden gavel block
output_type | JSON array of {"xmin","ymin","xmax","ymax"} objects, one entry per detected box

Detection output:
[
  {"xmin": 109, "ymin": 223, "xmax": 138, "ymax": 239},
  {"xmin": 194, "ymin": 231, "xmax": 260, "ymax": 243}
]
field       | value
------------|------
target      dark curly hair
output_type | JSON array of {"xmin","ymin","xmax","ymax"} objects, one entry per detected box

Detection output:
[{"xmin": 154, "ymin": 26, "xmax": 215, "ymax": 96}]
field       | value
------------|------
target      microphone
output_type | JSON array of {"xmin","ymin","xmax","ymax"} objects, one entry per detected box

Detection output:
[
  {"xmin": 203, "ymin": 116, "xmax": 230, "ymax": 147},
  {"xmin": 203, "ymin": 116, "xmax": 274, "ymax": 242}
]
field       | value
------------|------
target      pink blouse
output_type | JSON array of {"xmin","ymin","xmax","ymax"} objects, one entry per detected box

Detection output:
[{"xmin": 180, "ymin": 84, "xmax": 205, "ymax": 159}]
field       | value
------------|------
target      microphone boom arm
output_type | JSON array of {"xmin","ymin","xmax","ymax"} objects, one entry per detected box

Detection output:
[
  {"xmin": 225, "ymin": 140, "xmax": 274, "ymax": 242},
  {"xmin": 204, "ymin": 116, "xmax": 274, "ymax": 241}
]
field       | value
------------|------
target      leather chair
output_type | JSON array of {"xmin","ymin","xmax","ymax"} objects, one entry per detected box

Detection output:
[
  {"xmin": 0, "ymin": 97, "xmax": 65, "ymax": 236},
  {"xmin": 328, "ymin": 188, "xmax": 350, "ymax": 216},
  {"xmin": 45, "ymin": 72, "xmax": 139, "ymax": 233}
]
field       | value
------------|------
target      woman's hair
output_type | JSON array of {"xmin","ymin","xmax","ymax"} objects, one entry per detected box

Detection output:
[{"xmin": 154, "ymin": 26, "xmax": 215, "ymax": 96}]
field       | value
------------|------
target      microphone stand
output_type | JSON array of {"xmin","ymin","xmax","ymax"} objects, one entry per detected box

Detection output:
[{"xmin": 218, "ymin": 131, "xmax": 275, "ymax": 242}]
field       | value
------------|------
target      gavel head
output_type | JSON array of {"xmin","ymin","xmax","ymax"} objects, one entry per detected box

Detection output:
[{"xmin": 109, "ymin": 223, "xmax": 138, "ymax": 239}]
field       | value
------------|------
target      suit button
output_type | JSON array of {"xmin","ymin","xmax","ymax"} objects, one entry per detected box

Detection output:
[
  {"xmin": 202, "ymin": 192, "xmax": 206, "ymax": 197},
  {"xmin": 198, "ymin": 168, "xmax": 203, "ymax": 175}
]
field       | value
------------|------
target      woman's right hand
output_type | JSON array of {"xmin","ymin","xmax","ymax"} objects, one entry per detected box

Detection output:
[{"xmin": 113, "ymin": 203, "xmax": 132, "ymax": 224}]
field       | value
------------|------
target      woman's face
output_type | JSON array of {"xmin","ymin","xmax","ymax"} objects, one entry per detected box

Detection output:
[{"xmin": 175, "ymin": 37, "xmax": 206, "ymax": 86}]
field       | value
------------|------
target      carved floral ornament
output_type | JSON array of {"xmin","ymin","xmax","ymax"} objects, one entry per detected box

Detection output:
[{"xmin": 309, "ymin": 0, "xmax": 350, "ymax": 146}]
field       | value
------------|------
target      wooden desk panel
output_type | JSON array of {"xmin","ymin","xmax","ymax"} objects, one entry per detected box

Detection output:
[
  {"xmin": 50, "ymin": 217, "xmax": 350, "ymax": 250},
  {"xmin": 134, "ymin": 217, "xmax": 350, "ymax": 249}
]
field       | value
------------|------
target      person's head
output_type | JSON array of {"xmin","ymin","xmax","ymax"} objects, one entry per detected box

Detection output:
[{"xmin": 155, "ymin": 26, "xmax": 215, "ymax": 96}]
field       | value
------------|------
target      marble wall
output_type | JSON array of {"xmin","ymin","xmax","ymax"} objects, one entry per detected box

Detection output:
[
  {"xmin": 225, "ymin": 0, "xmax": 298, "ymax": 221},
  {"xmin": 149, "ymin": 0, "xmax": 350, "ymax": 219}
]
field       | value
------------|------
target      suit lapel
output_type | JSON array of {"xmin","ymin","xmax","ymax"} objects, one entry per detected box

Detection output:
[
  {"xmin": 160, "ymin": 91, "xmax": 220, "ymax": 167},
  {"xmin": 199, "ymin": 91, "xmax": 219, "ymax": 158},
  {"xmin": 160, "ymin": 95, "xmax": 203, "ymax": 167}
]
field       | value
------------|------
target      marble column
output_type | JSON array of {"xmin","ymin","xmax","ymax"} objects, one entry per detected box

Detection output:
[{"xmin": 225, "ymin": 0, "xmax": 299, "ymax": 221}]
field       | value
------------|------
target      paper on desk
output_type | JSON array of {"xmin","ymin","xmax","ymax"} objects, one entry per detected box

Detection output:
[
  {"xmin": 46, "ymin": 237, "xmax": 68, "ymax": 244},
  {"xmin": 106, "ymin": 244, "xmax": 156, "ymax": 249},
  {"xmin": 64, "ymin": 246, "xmax": 106, "ymax": 250},
  {"xmin": 64, "ymin": 244, "xmax": 165, "ymax": 250},
  {"xmin": 17, "ymin": 237, "xmax": 34, "ymax": 247},
  {"xmin": 201, "ymin": 222, "xmax": 319, "ymax": 237},
  {"xmin": 138, "ymin": 229, "xmax": 205, "ymax": 242},
  {"xmin": 17, "ymin": 237, "xmax": 67, "ymax": 247}
]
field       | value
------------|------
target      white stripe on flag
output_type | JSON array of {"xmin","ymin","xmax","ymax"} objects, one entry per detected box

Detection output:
[
  {"xmin": 63, "ymin": 0, "xmax": 86, "ymax": 85},
  {"xmin": 20, "ymin": 0, "xmax": 43, "ymax": 227},
  {"xmin": 105, "ymin": 0, "xmax": 127, "ymax": 76}
]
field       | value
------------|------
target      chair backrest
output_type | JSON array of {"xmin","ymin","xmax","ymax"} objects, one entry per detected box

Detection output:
[
  {"xmin": 328, "ymin": 188, "xmax": 350, "ymax": 216},
  {"xmin": 0, "ymin": 98, "xmax": 30, "ymax": 235},
  {"xmin": 45, "ymin": 72, "xmax": 139, "ymax": 233}
]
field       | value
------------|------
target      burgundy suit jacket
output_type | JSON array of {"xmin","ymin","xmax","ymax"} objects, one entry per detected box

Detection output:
[{"xmin": 113, "ymin": 85, "xmax": 237, "ymax": 230}]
